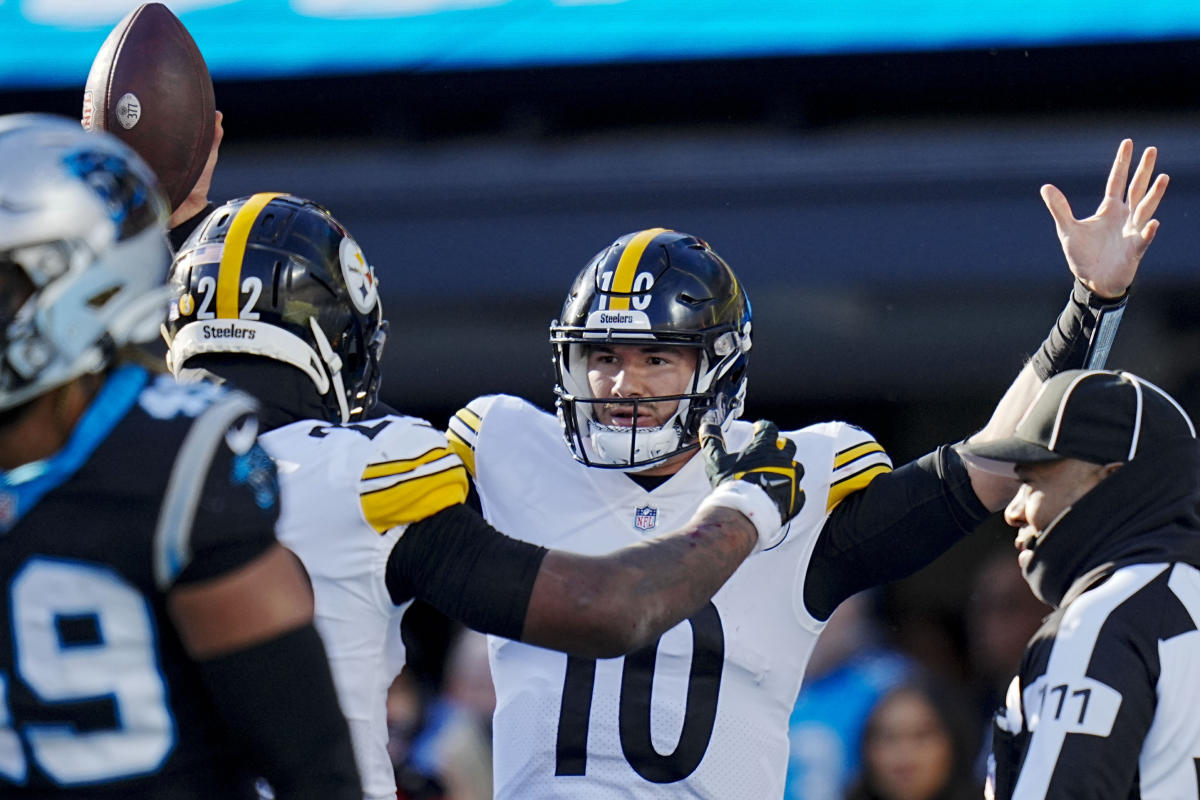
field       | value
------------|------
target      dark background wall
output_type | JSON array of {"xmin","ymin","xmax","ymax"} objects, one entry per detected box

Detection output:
[{"xmin": 6, "ymin": 38, "xmax": 1200, "ymax": 674}]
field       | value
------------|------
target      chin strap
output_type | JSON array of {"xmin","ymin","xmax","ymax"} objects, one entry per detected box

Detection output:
[{"xmin": 308, "ymin": 318, "xmax": 349, "ymax": 424}]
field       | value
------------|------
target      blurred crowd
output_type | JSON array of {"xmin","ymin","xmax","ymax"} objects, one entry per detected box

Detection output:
[{"xmin": 384, "ymin": 541, "xmax": 1049, "ymax": 800}]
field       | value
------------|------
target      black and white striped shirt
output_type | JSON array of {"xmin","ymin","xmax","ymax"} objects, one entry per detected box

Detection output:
[{"xmin": 996, "ymin": 560, "xmax": 1200, "ymax": 798}]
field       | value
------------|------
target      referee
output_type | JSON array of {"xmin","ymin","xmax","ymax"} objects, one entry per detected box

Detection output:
[{"xmin": 963, "ymin": 369, "xmax": 1200, "ymax": 800}]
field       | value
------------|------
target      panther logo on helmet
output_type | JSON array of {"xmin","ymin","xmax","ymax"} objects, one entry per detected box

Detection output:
[{"xmin": 0, "ymin": 113, "xmax": 169, "ymax": 413}]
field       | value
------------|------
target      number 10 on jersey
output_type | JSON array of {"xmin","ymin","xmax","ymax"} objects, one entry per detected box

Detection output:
[{"xmin": 555, "ymin": 602, "xmax": 724, "ymax": 784}]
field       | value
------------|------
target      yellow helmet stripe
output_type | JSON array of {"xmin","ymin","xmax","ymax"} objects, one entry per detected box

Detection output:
[
  {"xmin": 216, "ymin": 192, "xmax": 284, "ymax": 318},
  {"xmin": 608, "ymin": 227, "xmax": 669, "ymax": 311}
]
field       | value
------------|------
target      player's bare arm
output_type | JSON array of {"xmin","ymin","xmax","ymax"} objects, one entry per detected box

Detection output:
[
  {"xmin": 521, "ymin": 505, "xmax": 755, "ymax": 657},
  {"xmin": 398, "ymin": 416, "xmax": 801, "ymax": 660},
  {"xmin": 520, "ymin": 419, "xmax": 802, "ymax": 658},
  {"xmin": 965, "ymin": 139, "xmax": 1168, "ymax": 511},
  {"xmin": 168, "ymin": 541, "xmax": 314, "ymax": 658}
]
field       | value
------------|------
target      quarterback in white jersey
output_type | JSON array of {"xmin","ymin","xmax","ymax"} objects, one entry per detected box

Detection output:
[
  {"xmin": 447, "ymin": 170, "xmax": 1169, "ymax": 800},
  {"xmin": 163, "ymin": 196, "xmax": 809, "ymax": 800},
  {"xmin": 456, "ymin": 393, "xmax": 888, "ymax": 798}
]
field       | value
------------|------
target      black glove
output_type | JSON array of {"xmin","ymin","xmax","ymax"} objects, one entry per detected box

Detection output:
[{"xmin": 698, "ymin": 419, "xmax": 805, "ymax": 550}]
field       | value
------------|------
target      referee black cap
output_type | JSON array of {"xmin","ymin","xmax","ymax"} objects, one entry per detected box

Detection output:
[{"xmin": 962, "ymin": 369, "xmax": 1196, "ymax": 466}]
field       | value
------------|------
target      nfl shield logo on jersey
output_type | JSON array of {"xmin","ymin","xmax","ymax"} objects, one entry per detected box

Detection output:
[{"xmin": 633, "ymin": 505, "xmax": 658, "ymax": 532}]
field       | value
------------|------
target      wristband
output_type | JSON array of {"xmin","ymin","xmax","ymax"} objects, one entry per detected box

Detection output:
[
  {"xmin": 1029, "ymin": 279, "xmax": 1127, "ymax": 381},
  {"xmin": 696, "ymin": 480, "xmax": 787, "ymax": 552}
]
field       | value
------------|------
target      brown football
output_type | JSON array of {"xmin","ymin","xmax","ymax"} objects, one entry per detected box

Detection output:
[{"xmin": 82, "ymin": 3, "xmax": 215, "ymax": 212}]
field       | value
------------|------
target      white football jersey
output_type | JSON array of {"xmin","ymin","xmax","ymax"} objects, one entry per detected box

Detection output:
[
  {"xmin": 447, "ymin": 395, "xmax": 891, "ymax": 799},
  {"xmin": 259, "ymin": 415, "xmax": 467, "ymax": 800}
]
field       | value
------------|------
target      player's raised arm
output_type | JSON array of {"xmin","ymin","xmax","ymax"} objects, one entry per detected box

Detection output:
[
  {"xmin": 168, "ymin": 109, "xmax": 223, "ymax": 233},
  {"xmin": 963, "ymin": 139, "xmax": 1169, "ymax": 510}
]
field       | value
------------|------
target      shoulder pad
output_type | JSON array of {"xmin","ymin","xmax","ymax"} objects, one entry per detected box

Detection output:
[
  {"xmin": 827, "ymin": 422, "xmax": 893, "ymax": 513},
  {"xmin": 359, "ymin": 419, "xmax": 468, "ymax": 533},
  {"xmin": 446, "ymin": 394, "xmax": 504, "ymax": 477},
  {"xmin": 154, "ymin": 388, "xmax": 265, "ymax": 590}
]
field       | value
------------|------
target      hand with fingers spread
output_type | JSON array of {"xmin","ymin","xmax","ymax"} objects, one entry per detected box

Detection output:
[
  {"xmin": 1041, "ymin": 138, "xmax": 1168, "ymax": 299},
  {"xmin": 698, "ymin": 418, "xmax": 806, "ymax": 551}
]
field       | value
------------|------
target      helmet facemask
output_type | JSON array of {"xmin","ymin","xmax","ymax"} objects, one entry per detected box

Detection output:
[
  {"xmin": 554, "ymin": 334, "xmax": 748, "ymax": 471},
  {"xmin": 0, "ymin": 114, "xmax": 170, "ymax": 414}
]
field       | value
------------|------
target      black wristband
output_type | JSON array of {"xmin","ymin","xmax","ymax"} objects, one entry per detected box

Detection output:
[{"xmin": 1029, "ymin": 279, "xmax": 1128, "ymax": 381}]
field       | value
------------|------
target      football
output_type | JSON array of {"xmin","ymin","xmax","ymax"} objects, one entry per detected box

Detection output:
[{"xmin": 82, "ymin": 3, "xmax": 215, "ymax": 212}]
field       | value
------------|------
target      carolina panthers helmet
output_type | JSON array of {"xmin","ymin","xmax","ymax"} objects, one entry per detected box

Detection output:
[
  {"xmin": 0, "ymin": 113, "xmax": 169, "ymax": 413},
  {"xmin": 551, "ymin": 228, "xmax": 752, "ymax": 470},
  {"xmin": 163, "ymin": 193, "xmax": 386, "ymax": 424}
]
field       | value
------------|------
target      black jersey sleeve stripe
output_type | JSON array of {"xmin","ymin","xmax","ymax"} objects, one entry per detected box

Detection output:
[
  {"xmin": 153, "ymin": 390, "xmax": 259, "ymax": 591},
  {"xmin": 452, "ymin": 407, "xmax": 482, "ymax": 436}
]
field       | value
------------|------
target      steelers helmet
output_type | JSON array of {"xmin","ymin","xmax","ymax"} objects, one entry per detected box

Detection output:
[
  {"xmin": 0, "ymin": 113, "xmax": 169, "ymax": 413},
  {"xmin": 163, "ymin": 193, "xmax": 386, "ymax": 423},
  {"xmin": 551, "ymin": 228, "xmax": 752, "ymax": 470}
]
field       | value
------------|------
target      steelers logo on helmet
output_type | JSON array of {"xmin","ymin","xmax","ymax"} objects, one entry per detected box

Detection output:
[
  {"xmin": 339, "ymin": 236, "xmax": 378, "ymax": 315},
  {"xmin": 163, "ymin": 193, "xmax": 388, "ymax": 426}
]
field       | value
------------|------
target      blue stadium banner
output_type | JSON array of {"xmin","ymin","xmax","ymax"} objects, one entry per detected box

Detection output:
[{"xmin": 3, "ymin": 0, "xmax": 1199, "ymax": 90}]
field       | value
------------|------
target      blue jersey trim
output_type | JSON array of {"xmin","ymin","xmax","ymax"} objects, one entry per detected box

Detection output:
[{"xmin": 0, "ymin": 365, "xmax": 150, "ymax": 534}]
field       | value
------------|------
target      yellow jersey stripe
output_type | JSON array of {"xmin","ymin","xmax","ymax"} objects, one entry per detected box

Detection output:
[
  {"xmin": 216, "ymin": 192, "xmax": 283, "ymax": 318},
  {"xmin": 361, "ymin": 446, "xmax": 457, "ymax": 479},
  {"xmin": 826, "ymin": 463, "xmax": 891, "ymax": 513},
  {"xmin": 360, "ymin": 464, "xmax": 469, "ymax": 533},
  {"xmin": 445, "ymin": 429, "xmax": 476, "ymax": 477},
  {"xmin": 608, "ymin": 227, "xmax": 669, "ymax": 311},
  {"xmin": 453, "ymin": 406, "xmax": 482, "ymax": 435},
  {"xmin": 834, "ymin": 441, "xmax": 886, "ymax": 470}
]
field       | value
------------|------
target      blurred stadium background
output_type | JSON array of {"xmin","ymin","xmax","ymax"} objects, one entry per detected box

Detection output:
[{"xmin": 4, "ymin": 0, "xmax": 1200, "ymax": 679}]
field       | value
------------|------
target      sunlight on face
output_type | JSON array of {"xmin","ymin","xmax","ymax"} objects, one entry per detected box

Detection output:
[
  {"xmin": 1005, "ymin": 458, "xmax": 1116, "ymax": 570},
  {"xmin": 585, "ymin": 344, "xmax": 698, "ymax": 429}
]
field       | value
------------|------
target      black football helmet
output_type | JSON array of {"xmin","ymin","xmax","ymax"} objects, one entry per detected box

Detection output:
[
  {"xmin": 551, "ymin": 228, "xmax": 752, "ymax": 470},
  {"xmin": 163, "ymin": 193, "xmax": 386, "ymax": 423}
]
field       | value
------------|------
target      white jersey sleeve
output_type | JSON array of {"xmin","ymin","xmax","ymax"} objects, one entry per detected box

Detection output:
[
  {"xmin": 461, "ymin": 396, "xmax": 891, "ymax": 799},
  {"xmin": 259, "ymin": 414, "xmax": 468, "ymax": 800}
]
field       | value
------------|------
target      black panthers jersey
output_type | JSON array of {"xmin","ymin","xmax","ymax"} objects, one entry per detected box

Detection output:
[{"xmin": 0, "ymin": 365, "xmax": 280, "ymax": 798}]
